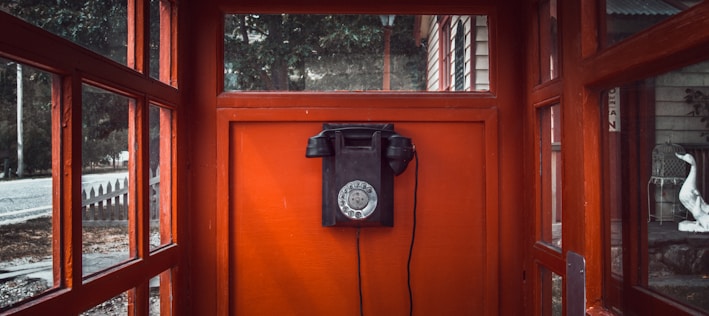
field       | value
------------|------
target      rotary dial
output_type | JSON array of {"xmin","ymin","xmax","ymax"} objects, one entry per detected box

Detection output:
[{"xmin": 337, "ymin": 180, "xmax": 378, "ymax": 220}]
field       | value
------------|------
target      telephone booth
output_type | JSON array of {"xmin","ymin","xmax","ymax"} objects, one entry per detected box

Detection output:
[{"xmin": 1, "ymin": 0, "xmax": 709, "ymax": 315}]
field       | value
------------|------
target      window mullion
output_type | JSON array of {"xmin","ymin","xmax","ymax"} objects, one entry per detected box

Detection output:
[
  {"xmin": 64, "ymin": 72, "xmax": 83, "ymax": 291},
  {"xmin": 131, "ymin": 97, "xmax": 152, "ymax": 261},
  {"xmin": 128, "ymin": 0, "xmax": 147, "ymax": 73},
  {"xmin": 51, "ymin": 74, "xmax": 63, "ymax": 289},
  {"xmin": 160, "ymin": 0, "xmax": 175, "ymax": 85}
]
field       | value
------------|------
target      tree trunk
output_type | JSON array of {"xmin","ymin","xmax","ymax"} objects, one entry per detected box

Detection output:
[
  {"xmin": 16, "ymin": 64, "xmax": 24, "ymax": 178},
  {"xmin": 265, "ymin": 15, "xmax": 289, "ymax": 90}
]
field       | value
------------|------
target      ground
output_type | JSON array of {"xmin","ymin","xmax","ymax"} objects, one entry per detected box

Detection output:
[
  {"xmin": 0, "ymin": 217, "xmax": 159, "ymax": 314},
  {"xmin": 0, "ymin": 217, "xmax": 53, "ymax": 262},
  {"xmin": 0, "ymin": 217, "xmax": 129, "ymax": 261}
]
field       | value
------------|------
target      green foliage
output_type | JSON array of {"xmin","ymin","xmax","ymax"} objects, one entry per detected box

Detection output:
[
  {"xmin": 0, "ymin": 0, "xmax": 132, "ymax": 175},
  {"xmin": 148, "ymin": 105, "xmax": 163, "ymax": 171},
  {"xmin": 224, "ymin": 14, "xmax": 426, "ymax": 91},
  {"xmin": 0, "ymin": 61, "xmax": 52, "ymax": 175},
  {"xmin": 684, "ymin": 88, "xmax": 709, "ymax": 141},
  {"xmin": 82, "ymin": 86, "xmax": 129, "ymax": 168},
  {"xmin": 4, "ymin": 0, "xmax": 128, "ymax": 64}
]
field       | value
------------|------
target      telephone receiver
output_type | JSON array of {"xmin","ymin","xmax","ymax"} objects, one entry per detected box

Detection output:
[{"xmin": 305, "ymin": 124, "xmax": 414, "ymax": 175}]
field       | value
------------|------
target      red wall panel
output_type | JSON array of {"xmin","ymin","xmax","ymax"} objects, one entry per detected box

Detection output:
[{"xmin": 217, "ymin": 110, "xmax": 499, "ymax": 315}]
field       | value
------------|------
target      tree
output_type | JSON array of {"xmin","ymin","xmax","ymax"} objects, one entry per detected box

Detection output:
[
  {"xmin": 0, "ymin": 59, "xmax": 52, "ymax": 176},
  {"xmin": 1, "ymin": 0, "xmax": 130, "ymax": 174},
  {"xmin": 103, "ymin": 129, "xmax": 128, "ymax": 169},
  {"xmin": 685, "ymin": 88, "xmax": 709, "ymax": 141},
  {"xmin": 81, "ymin": 86, "xmax": 129, "ymax": 168},
  {"xmin": 224, "ymin": 14, "xmax": 426, "ymax": 91},
  {"xmin": 3, "ymin": 0, "xmax": 128, "ymax": 64}
]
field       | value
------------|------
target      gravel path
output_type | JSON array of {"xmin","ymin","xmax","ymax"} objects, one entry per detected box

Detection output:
[{"xmin": 0, "ymin": 217, "xmax": 163, "ymax": 313}]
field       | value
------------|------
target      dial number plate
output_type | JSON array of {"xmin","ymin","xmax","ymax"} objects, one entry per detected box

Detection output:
[{"xmin": 338, "ymin": 180, "xmax": 378, "ymax": 220}]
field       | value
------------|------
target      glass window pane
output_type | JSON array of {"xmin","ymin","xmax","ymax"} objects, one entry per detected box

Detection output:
[
  {"xmin": 472, "ymin": 16, "xmax": 490, "ymax": 91},
  {"xmin": 540, "ymin": 266, "xmax": 562, "ymax": 316},
  {"xmin": 540, "ymin": 103, "xmax": 562, "ymax": 249},
  {"xmin": 149, "ymin": 104, "xmax": 172, "ymax": 250},
  {"xmin": 81, "ymin": 84, "xmax": 133, "ymax": 277},
  {"xmin": 149, "ymin": 0, "xmax": 161, "ymax": 80},
  {"xmin": 538, "ymin": 0, "xmax": 559, "ymax": 83},
  {"xmin": 606, "ymin": 88, "xmax": 624, "ymax": 279},
  {"xmin": 150, "ymin": 0, "xmax": 175, "ymax": 86},
  {"xmin": 223, "ymin": 14, "xmax": 489, "ymax": 92},
  {"xmin": 605, "ymin": 0, "xmax": 703, "ymax": 46},
  {"xmin": 604, "ymin": 59, "xmax": 709, "ymax": 313},
  {"xmin": 80, "ymin": 291, "xmax": 128, "ymax": 315},
  {"xmin": 149, "ymin": 269, "xmax": 173, "ymax": 315},
  {"xmin": 2, "ymin": 0, "xmax": 128, "ymax": 65},
  {"xmin": 0, "ymin": 58, "xmax": 55, "ymax": 308}
]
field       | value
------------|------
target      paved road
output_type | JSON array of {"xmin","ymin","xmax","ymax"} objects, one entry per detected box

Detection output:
[{"xmin": 0, "ymin": 171, "xmax": 127, "ymax": 224}]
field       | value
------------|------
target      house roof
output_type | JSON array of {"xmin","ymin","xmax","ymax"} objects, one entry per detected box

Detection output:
[{"xmin": 607, "ymin": 0, "xmax": 682, "ymax": 15}]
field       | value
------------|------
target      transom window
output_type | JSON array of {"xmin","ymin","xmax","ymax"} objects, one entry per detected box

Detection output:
[{"xmin": 223, "ymin": 14, "xmax": 490, "ymax": 92}]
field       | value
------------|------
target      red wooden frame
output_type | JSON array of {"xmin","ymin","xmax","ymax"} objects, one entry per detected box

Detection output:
[
  {"xmin": 600, "ymin": 87, "xmax": 624, "ymax": 311},
  {"xmin": 11, "ymin": 0, "xmax": 709, "ymax": 314},
  {"xmin": 525, "ymin": 0, "xmax": 709, "ymax": 315},
  {"xmin": 0, "ymin": 0, "xmax": 182, "ymax": 314}
]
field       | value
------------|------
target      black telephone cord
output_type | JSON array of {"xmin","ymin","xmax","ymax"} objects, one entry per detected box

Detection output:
[
  {"xmin": 407, "ymin": 150, "xmax": 419, "ymax": 316},
  {"xmin": 357, "ymin": 226, "xmax": 364, "ymax": 316},
  {"xmin": 356, "ymin": 148, "xmax": 418, "ymax": 316}
]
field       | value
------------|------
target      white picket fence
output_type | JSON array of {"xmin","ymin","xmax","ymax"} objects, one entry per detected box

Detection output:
[{"xmin": 82, "ymin": 168, "xmax": 161, "ymax": 222}]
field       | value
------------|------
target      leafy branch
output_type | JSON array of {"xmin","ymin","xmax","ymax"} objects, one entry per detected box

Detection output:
[{"xmin": 684, "ymin": 88, "xmax": 709, "ymax": 141}]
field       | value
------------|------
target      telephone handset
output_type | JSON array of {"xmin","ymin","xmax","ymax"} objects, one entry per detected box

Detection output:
[{"xmin": 306, "ymin": 123, "xmax": 414, "ymax": 227}]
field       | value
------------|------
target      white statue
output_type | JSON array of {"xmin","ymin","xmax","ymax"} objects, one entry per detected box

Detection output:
[{"xmin": 675, "ymin": 153, "xmax": 709, "ymax": 232}]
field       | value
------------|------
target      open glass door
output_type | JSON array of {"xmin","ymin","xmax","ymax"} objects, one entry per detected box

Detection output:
[{"xmin": 601, "ymin": 60, "xmax": 709, "ymax": 315}]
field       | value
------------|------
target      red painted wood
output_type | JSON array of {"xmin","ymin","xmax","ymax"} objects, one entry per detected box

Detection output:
[
  {"xmin": 160, "ymin": 108, "xmax": 173, "ymax": 245},
  {"xmin": 529, "ymin": 0, "xmax": 709, "ymax": 314},
  {"xmin": 1, "ymin": 0, "xmax": 529, "ymax": 314},
  {"xmin": 129, "ymin": 99, "xmax": 141, "ymax": 259},
  {"xmin": 583, "ymin": 3, "xmax": 709, "ymax": 88},
  {"xmin": 67, "ymin": 73, "xmax": 83, "ymax": 291},
  {"xmin": 212, "ymin": 107, "xmax": 501, "ymax": 316},
  {"xmin": 222, "ymin": 115, "xmax": 497, "ymax": 315},
  {"xmin": 0, "ymin": 1, "xmax": 182, "ymax": 314},
  {"xmin": 0, "ymin": 12, "xmax": 179, "ymax": 104},
  {"xmin": 198, "ymin": 3, "xmax": 521, "ymax": 316},
  {"xmin": 51, "ymin": 75, "xmax": 62, "ymax": 291}
]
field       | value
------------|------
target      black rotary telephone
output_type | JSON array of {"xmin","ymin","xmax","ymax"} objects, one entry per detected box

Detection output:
[{"xmin": 306, "ymin": 123, "xmax": 414, "ymax": 227}]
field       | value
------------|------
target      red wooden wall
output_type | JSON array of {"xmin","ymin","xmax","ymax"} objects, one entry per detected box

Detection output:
[{"xmin": 218, "ymin": 110, "xmax": 499, "ymax": 315}]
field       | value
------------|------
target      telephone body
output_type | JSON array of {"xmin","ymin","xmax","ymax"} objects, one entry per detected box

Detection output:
[{"xmin": 306, "ymin": 123, "xmax": 414, "ymax": 227}]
